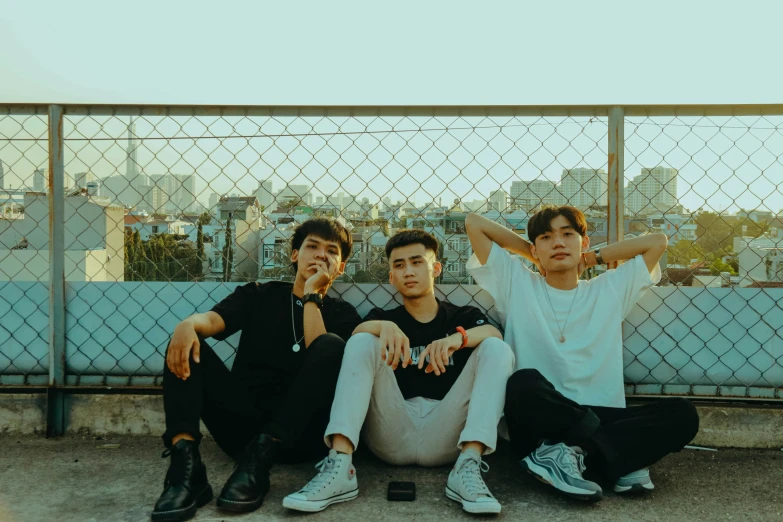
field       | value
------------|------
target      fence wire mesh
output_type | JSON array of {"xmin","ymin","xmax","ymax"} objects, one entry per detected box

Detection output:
[
  {"xmin": 0, "ymin": 108, "xmax": 50, "ymax": 385},
  {"xmin": 622, "ymin": 114, "xmax": 783, "ymax": 398},
  {"xmin": 0, "ymin": 106, "xmax": 781, "ymax": 399}
]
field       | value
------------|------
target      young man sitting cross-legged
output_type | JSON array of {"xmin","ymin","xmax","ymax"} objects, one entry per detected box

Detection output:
[
  {"xmin": 283, "ymin": 229, "xmax": 515, "ymax": 515},
  {"xmin": 465, "ymin": 206, "xmax": 699, "ymax": 501},
  {"xmin": 151, "ymin": 218, "xmax": 362, "ymax": 521}
]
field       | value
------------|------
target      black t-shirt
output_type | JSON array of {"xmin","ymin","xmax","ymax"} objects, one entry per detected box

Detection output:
[
  {"xmin": 210, "ymin": 281, "xmax": 361, "ymax": 393},
  {"xmin": 362, "ymin": 300, "xmax": 489, "ymax": 401}
]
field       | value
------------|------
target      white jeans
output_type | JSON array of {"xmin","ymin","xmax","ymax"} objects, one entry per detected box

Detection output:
[{"xmin": 325, "ymin": 332, "xmax": 515, "ymax": 467}]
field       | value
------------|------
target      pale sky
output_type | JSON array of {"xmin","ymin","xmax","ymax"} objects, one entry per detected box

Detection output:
[
  {"xmin": 0, "ymin": 0, "xmax": 780, "ymax": 105},
  {"xmin": 1, "ymin": 1, "xmax": 781, "ymax": 213}
]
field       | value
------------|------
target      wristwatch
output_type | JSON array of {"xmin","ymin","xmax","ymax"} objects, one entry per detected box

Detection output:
[
  {"xmin": 593, "ymin": 248, "xmax": 605, "ymax": 266},
  {"xmin": 302, "ymin": 293, "xmax": 324, "ymax": 308}
]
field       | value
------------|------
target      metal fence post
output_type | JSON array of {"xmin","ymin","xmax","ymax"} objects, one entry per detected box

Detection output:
[
  {"xmin": 607, "ymin": 106, "xmax": 625, "ymax": 265},
  {"xmin": 47, "ymin": 104, "xmax": 66, "ymax": 437}
]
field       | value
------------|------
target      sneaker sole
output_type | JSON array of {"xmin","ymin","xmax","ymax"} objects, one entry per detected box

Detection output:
[
  {"xmin": 445, "ymin": 486, "xmax": 501, "ymax": 514},
  {"xmin": 282, "ymin": 488, "xmax": 359, "ymax": 513},
  {"xmin": 614, "ymin": 482, "xmax": 655, "ymax": 494},
  {"xmin": 521, "ymin": 458, "xmax": 602, "ymax": 501},
  {"xmin": 151, "ymin": 484, "xmax": 213, "ymax": 522},
  {"xmin": 216, "ymin": 492, "xmax": 265, "ymax": 513}
]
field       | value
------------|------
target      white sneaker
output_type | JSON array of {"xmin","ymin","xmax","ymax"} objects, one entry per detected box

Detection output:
[
  {"xmin": 282, "ymin": 450, "xmax": 358, "ymax": 512},
  {"xmin": 445, "ymin": 450, "xmax": 501, "ymax": 514},
  {"xmin": 614, "ymin": 468, "xmax": 654, "ymax": 493}
]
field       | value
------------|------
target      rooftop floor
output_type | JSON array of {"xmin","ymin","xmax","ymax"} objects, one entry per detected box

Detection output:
[{"xmin": 0, "ymin": 435, "xmax": 780, "ymax": 522}]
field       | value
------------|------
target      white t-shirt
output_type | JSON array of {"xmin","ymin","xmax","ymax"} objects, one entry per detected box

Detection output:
[{"xmin": 466, "ymin": 243, "xmax": 661, "ymax": 408}]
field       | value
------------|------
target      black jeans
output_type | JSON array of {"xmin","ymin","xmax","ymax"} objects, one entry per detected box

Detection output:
[
  {"xmin": 504, "ymin": 369, "xmax": 700, "ymax": 482},
  {"xmin": 162, "ymin": 333, "xmax": 346, "ymax": 463}
]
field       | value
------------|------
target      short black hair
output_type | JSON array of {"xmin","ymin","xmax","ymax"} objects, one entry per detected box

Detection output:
[
  {"xmin": 527, "ymin": 205, "xmax": 588, "ymax": 244},
  {"xmin": 291, "ymin": 217, "xmax": 353, "ymax": 272},
  {"xmin": 385, "ymin": 229, "xmax": 439, "ymax": 259}
]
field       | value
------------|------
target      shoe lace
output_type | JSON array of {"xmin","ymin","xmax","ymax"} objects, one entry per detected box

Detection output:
[
  {"xmin": 457, "ymin": 456, "xmax": 492, "ymax": 497},
  {"xmin": 297, "ymin": 455, "xmax": 340, "ymax": 495},
  {"xmin": 557, "ymin": 446, "xmax": 587, "ymax": 477},
  {"xmin": 161, "ymin": 447, "xmax": 190, "ymax": 487}
]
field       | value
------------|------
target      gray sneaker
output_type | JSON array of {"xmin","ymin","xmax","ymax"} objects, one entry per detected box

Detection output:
[
  {"xmin": 445, "ymin": 451, "xmax": 501, "ymax": 514},
  {"xmin": 282, "ymin": 450, "xmax": 358, "ymax": 512},
  {"xmin": 614, "ymin": 468, "xmax": 654, "ymax": 493},
  {"xmin": 521, "ymin": 442, "xmax": 603, "ymax": 501}
]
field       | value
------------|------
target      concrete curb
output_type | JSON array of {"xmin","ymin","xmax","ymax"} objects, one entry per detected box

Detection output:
[{"xmin": 1, "ymin": 394, "xmax": 782, "ymax": 448}]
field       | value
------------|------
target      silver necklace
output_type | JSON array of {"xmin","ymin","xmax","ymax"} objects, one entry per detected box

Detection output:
[
  {"xmin": 543, "ymin": 282, "xmax": 579, "ymax": 343},
  {"xmin": 290, "ymin": 293, "xmax": 304, "ymax": 352}
]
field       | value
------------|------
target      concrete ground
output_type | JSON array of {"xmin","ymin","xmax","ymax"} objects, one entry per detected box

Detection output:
[{"xmin": 0, "ymin": 435, "xmax": 781, "ymax": 522}]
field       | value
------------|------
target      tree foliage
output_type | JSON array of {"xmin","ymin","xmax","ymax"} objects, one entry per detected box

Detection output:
[
  {"xmin": 666, "ymin": 212, "xmax": 770, "ymax": 269},
  {"xmin": 693, "ymin": 211, "xmax": 768, "ymax": 258},
  {"xmin": 222, "ymin": 216, "xmax": 234, "ymax": 282},
  {"xmin": 124, "ymin": 229, "xmax": 203, "ymax": 281},
  {"xmin": 350, "ymin": 257, "xmax": 390, "ymax": 283},
  {"xmin": 196, "ymin": 223, "xmax": 205, "ymax": 260}
]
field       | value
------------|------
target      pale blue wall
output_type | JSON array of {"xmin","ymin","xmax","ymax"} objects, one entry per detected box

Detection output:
[{"xmin": 1, "ymin": 281, "xmax": 781, "ymax": 397}]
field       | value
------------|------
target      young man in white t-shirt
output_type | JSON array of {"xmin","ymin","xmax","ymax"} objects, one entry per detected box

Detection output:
[{"xmin": 465, "ymin": 206, "xmax": 699, "ymax": 501}]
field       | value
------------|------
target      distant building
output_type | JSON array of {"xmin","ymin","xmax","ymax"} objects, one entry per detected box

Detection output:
[
  {"xmin": 276, "ymin": 184, "xmax": 313, "ymax": 207},
  {"xmin": 0, "ymin": 192, "xmax": 124, "ymax": 281},
  {"xmin": 487, "ymin": 189, "xmax": 509, "ymax": 212},
  {"xmin": 463, "ymin": 199, "xmax": 488, "ymax": 213},
  {"xmin": 33, "ymin": 168, "xmax": 46, "ymax": 192},
  {"xmin": 169, "ymin": 174, "xmax": 196, "ymax": 213},
  {"xmin": 208, "ymin": 192, "xmax": 220, "ymax": 212},
  {"xmin": 136, "ymin": 218, "xmax": 190, "ymax": 240},
  {"xmin": 647, "ymin": 214, "xmax": 697, "ymax": 244},
  {"xmin": 737, "ymin": 209, "xmax": 774, "ymax": 222},
  {"xmin": 209, "ymin": 196, "xmax": 264, "ymax": 281},
  {"xmin": 559, "ymin": 168, "xmax": 608, "ymax": 209},
  {"xmin": 86, "ymin": 180, "xmax": 101, "ymax": 197},
  {"xmin": 626, "ymin": 166, "xmax": 678, "ymax": 216},
  {"xmin": 219, "ymin": 196, "xmax": 260, "ymax": 222},
  {"xmin": 73, "ymin": 171, "xmax": 95, "ymax": 189},
  {"xmin": 734, "ymin": 232, "xmax": 783, "ymax": 287},
  {"xmin": 510, "ymin": 180, "xmax": 559, "ymax": 211},
  {"xmin": 254, "ymin": 180, "xmax": 274, "ymax": 209}
]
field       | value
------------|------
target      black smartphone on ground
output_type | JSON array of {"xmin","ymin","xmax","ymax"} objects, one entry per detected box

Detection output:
[{"xmin": 387, "ymin": 481, "xmax": 416, "ymax": 501}]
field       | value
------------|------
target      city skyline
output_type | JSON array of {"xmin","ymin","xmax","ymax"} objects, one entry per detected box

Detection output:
[{"xmin": 1, "ymin": 114, "xmax": 783, "ymax": 215}]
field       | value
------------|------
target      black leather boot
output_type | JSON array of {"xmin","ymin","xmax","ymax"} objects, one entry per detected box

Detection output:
[
  {"xmin": 151, "ymin": 439, "xmax": 213, "ymax": 521},
  {"xmin": 216, "ymin": 434, "xmax": 279, "ymax": 513}
]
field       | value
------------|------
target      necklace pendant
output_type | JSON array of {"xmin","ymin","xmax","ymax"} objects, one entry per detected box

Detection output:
[
  {"xmin": 559, "ymin": 335, "xmax": 566, "ymax": 343},
  {"xmin": 292, "ymin": 343, "xmax": 301, "ymax": 352}
]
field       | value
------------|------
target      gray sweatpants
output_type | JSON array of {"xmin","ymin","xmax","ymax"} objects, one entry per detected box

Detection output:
[{"xmin": 324, "ymin": 332, "xmax": 515, "ymax": 467}]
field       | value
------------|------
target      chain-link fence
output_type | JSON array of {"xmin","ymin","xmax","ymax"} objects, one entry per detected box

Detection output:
[
  {"xmin": 0, "ymin": 106, "xmax": 50, "ymax": 386},
  {"xmin": 621, "ymin": 111, "xmax": 783, "ymax": 399},
  {"xmin": 1, "ymin": 106, "xmax": 782, "ymax": 429}
]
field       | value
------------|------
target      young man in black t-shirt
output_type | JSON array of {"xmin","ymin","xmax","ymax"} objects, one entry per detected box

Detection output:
[
  {"xmin": 284, "ymin": 230, "xmax": 515, "ymax": 515},
  {"xmin": 151, "ymin": 218, "xmax": 362, "ymax": 522}
]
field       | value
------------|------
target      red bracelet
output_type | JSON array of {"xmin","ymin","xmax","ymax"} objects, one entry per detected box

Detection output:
[{"xmin": 456, "ymin": 326, "xmax": 468, "ymax": 349}]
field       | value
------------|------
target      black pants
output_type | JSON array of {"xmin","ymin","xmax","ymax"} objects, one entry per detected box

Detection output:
[
  {"xmin": 504, "ymin": 369, "xmax": 700, "ymax": 482},
  {"xmin": 162, "ymin": 333, "xmax": 346, "ymax": 463}
]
